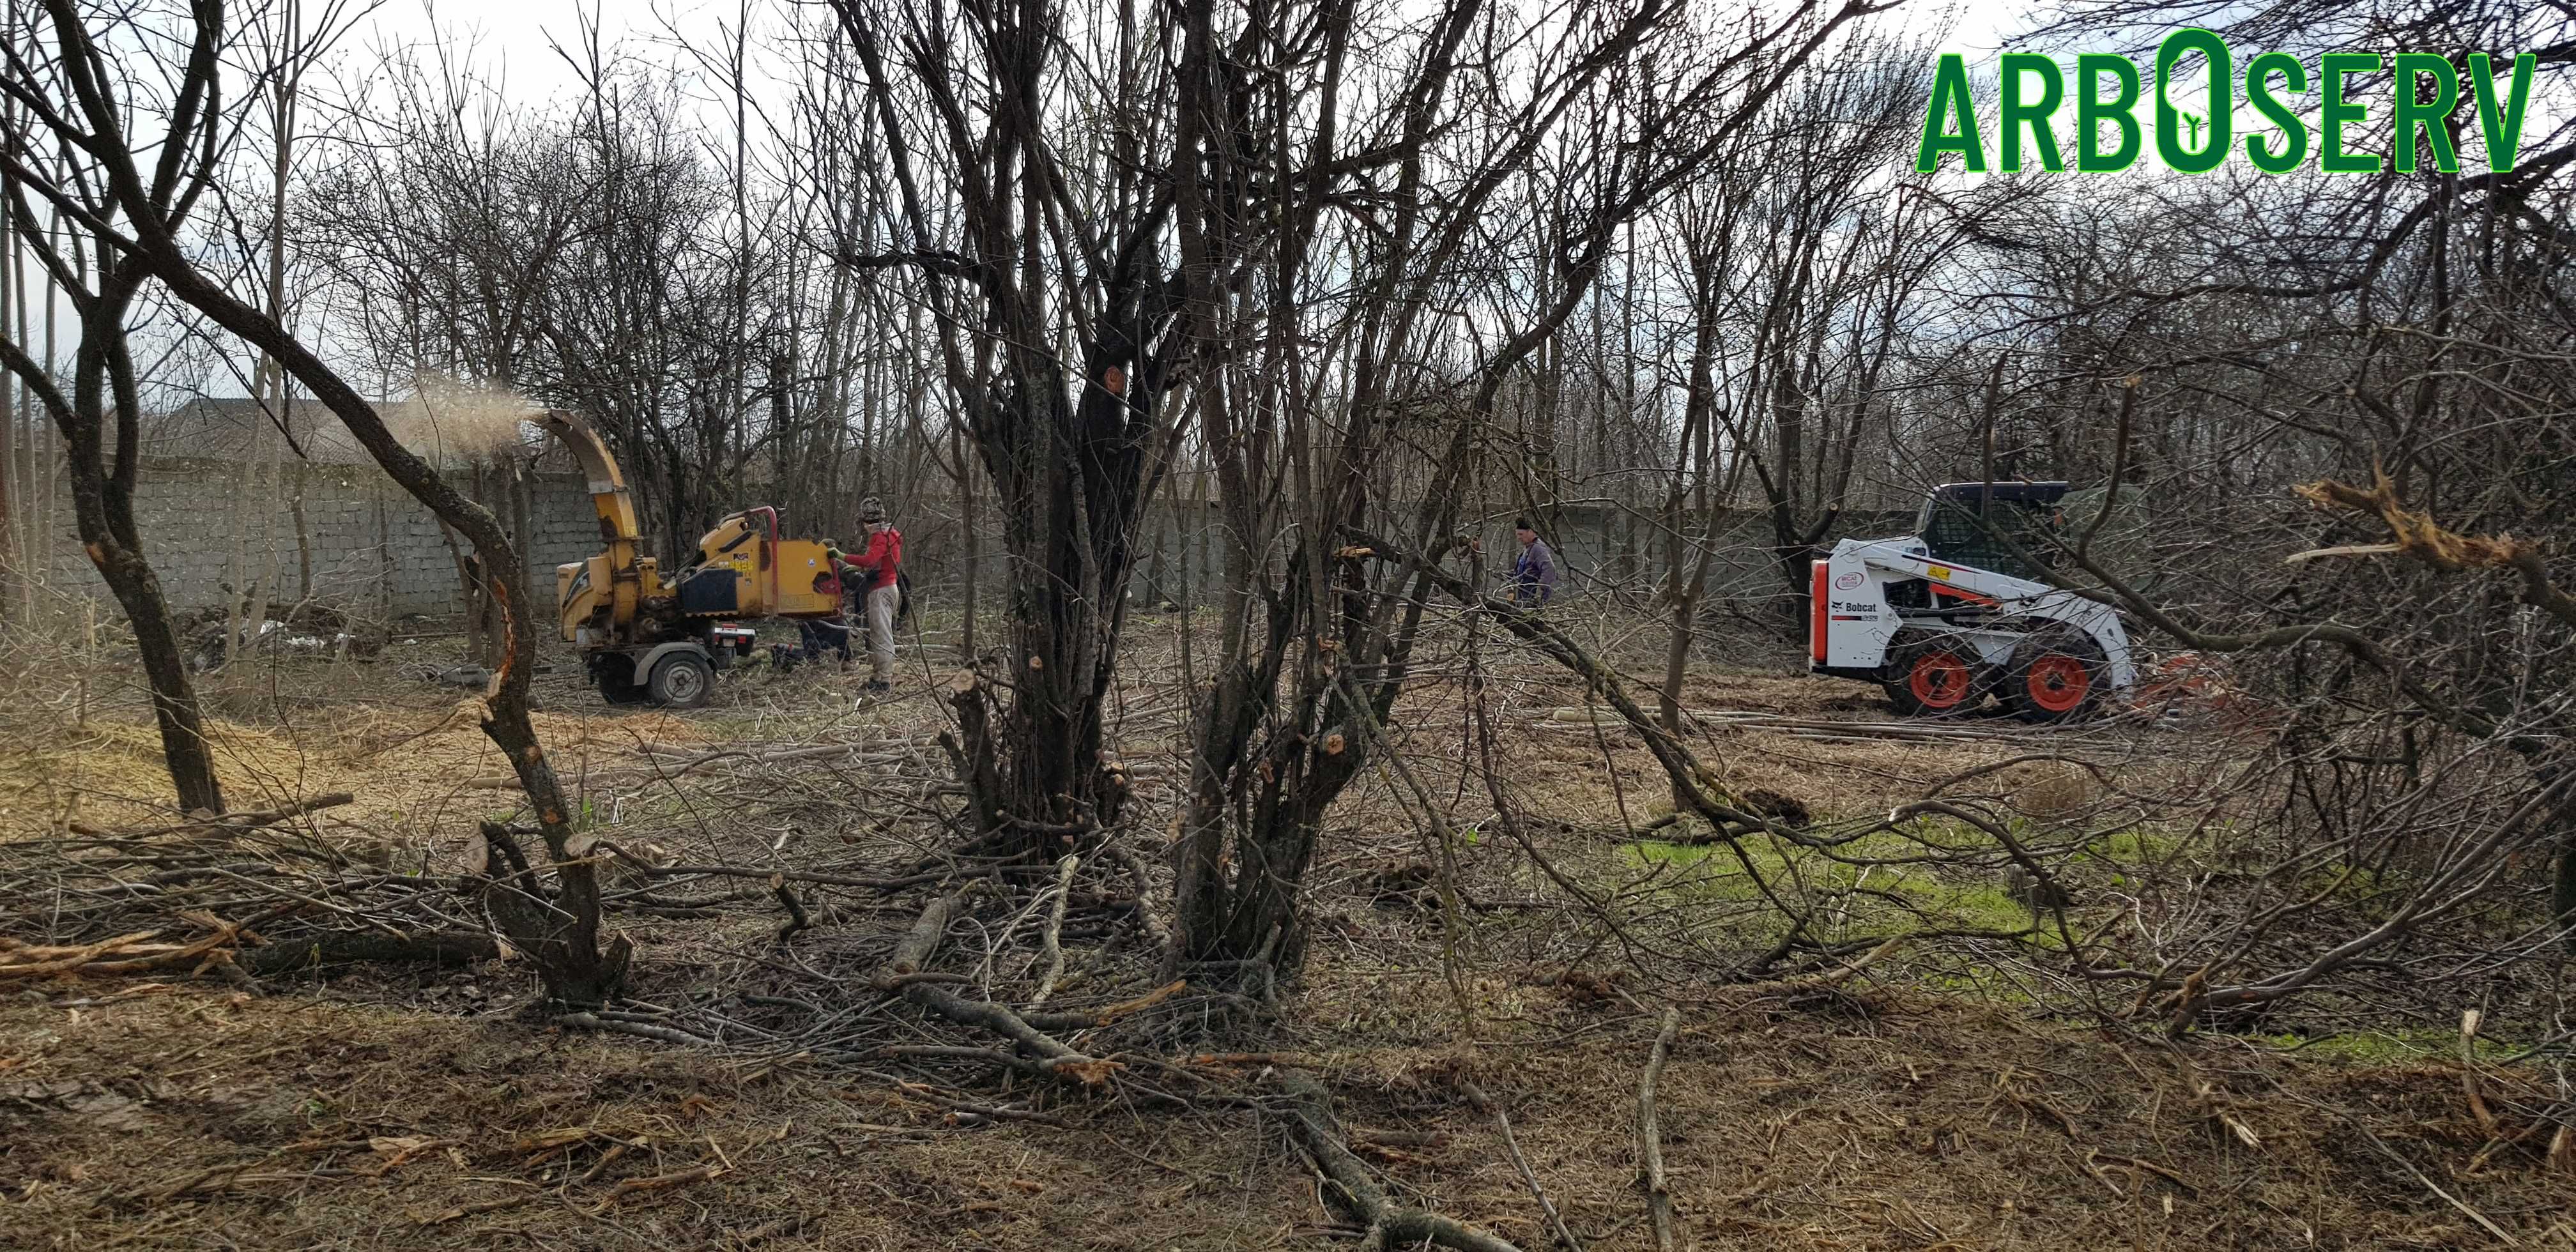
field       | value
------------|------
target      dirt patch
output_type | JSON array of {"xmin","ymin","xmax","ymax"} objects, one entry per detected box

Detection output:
[
  {"xmin": 0, "ymin": 988, "xmax": 1293, "ymax": 1250},
  {"xmin": 4, "ymin": 626, "xmax": 2571, "ymax": 1249},
  {"xmin": 4, "ymin": 977, "xmax": 2570, "ymax": 1249}
]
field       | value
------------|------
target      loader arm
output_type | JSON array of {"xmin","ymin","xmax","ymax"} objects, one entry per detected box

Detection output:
[{"xmin": 1858, "ymin": 549, "xmax": 2051, "ymax": 604}]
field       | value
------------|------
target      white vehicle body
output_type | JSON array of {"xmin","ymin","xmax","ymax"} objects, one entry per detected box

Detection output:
[{"xmin": 1809, "ymin": 534, "xmax": 2135, "ymax": 711}]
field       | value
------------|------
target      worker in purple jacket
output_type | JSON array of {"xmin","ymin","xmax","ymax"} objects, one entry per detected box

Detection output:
[{"xmin": 1512, "ymin": 517, "xmax": 1559, "ymax": 607}]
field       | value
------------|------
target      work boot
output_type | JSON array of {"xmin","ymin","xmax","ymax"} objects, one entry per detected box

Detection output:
[{"xmin": 862, "ymin": 680, "xmax": 891, "ymax": 694}]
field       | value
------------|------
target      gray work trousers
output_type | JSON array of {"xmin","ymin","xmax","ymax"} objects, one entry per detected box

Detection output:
[{"xmin": 864, "ymin": 584, "xmax": 900, "ymax": 684}]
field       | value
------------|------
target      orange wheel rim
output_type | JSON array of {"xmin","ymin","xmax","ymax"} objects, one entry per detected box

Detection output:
[
  {"xmin": 2027, "ymin": 655, "xmax": 2090, "ymax": 712},
  {"xmin": 1909, "ymin": 652, "xmax": 1972, "ymax": 708}
]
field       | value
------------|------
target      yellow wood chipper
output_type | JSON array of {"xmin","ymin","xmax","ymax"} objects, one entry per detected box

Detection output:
[{"xmin": 544, "ymin": 411, "xmax": 848, "ymax": 707}]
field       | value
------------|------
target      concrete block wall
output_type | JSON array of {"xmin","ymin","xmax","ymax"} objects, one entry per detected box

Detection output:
[
  {"xmin": 22, "ymin": 456, "xmax": 602, "ymax": 620},
  {"xmin": 1538, "ymin": 505, "xmax": 1919, "ymax": 604},
  {"xmin": 10, "ymin": 448, "xmax": 1918, "ymax": 625},
  {"xmin": 906, "ymin": 496, "xmax": 1918, "ymax": 613}
]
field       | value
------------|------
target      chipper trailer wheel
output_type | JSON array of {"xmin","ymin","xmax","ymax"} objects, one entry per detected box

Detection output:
[
  {"xmin": 1882, "ymin": 632, "xmax": 1986, "ymax": 718},
  {"xmin": 2002, "ymin": 630, "xmax": 2108, "ymax": 724},
  {"xmin": 647, "ymin": 650, "xmax": 716, "ymax": 709}
]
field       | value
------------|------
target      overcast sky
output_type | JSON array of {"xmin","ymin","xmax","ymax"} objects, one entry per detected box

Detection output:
[
  {"xmin": 343, "ymin": 0, "xmax": 734, "ymax": 101},
  {"xmin": 116, "ymin": 0, "xmax": 2034, "ymax": 402},
  {"xmin": 344, "ymin": 0, "xmax": 2035, "ymax": 105}
]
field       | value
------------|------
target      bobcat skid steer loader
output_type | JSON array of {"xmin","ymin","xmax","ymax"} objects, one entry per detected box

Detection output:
[{"xmin": 1807, "ymin": 482, "xmax": 2135, "ymax": 722}]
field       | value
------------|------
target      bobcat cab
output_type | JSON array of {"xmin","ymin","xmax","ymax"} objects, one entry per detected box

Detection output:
[{"xmin": 1808, "ymin": 482, "xmax": 2135, "ymax": 722}]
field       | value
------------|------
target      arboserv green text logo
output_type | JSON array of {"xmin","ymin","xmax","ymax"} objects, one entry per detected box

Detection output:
[{"xmin": 1916, "ymin": 33, "xmax": 2538, "ymax": 174}]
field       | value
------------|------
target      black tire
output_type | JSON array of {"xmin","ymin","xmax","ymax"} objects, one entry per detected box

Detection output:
[
  {"xmin": 1881, "ymin": 630, "xmax": 1988, "ymax": 718},
  {"xmin": 2000, "ymin": 629, "xmax": 2108, "ymax": 724},
  {"xmin": 647, "ymin": 650, "xmax": 716, "ymax": 709},
  {"xmin": 592, "ymin": 654, "xmax": 648, "ymax": 706}
]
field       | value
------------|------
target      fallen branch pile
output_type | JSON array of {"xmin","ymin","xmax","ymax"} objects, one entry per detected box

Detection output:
[
  {"xmin": 554, "ymin": 848, "xmax": 1261, "ymax": 1078},
  {"xmin": 460, "ymin": 733, "xmax": 946, "ymax": 791},
  {"xmin": 0, "ymin": 794, "xmax": 502, "ymax": 982}
]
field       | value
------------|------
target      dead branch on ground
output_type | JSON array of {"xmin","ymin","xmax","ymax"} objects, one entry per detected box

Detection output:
[{"xmin": 1273, "ymin": 1073, "xmax": 1528, "ymax": 1252}]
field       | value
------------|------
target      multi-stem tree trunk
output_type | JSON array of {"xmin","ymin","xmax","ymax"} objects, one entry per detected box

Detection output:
[
  {"xmin": 945, "ymin": 355, "xmax": 1162, "ymax": 848},
  {"xmin": 829, "ymin": 0, "xmax": 1195, "ymax": 856},
  {"xmin": 1, "ymin": 0, "xmax": 637, "ymax": 999},
  {"xmin": 1166, "ymin": 0, "xmax": 1877, "ymax": 975},
  {"xmin": 956, "ymin": 420, "xmax": 979, "ymax": 659},
  {"xmin": 0, "ymin": 213, "xmax": 15, "ymax": 626},
  {"xmin": 1657, "ymin": 245, "xmax": 1728, "ymax": 736},
  {"xmin": 0, "ymin": 266, "xmax": 225, "ymax": 815}
]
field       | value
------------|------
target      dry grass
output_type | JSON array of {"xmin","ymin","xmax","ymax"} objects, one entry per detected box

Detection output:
[
  {"xmin": 4, "ymin": 613, "xmax": 2573, "ymax": 1249},
  {"xmin": 0, "ymin": 633, "xmax": 724, "ymax": 836}
]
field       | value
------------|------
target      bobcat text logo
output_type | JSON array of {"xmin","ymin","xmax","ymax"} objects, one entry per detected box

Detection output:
[{"xmin": 1916, "ymin": 34, "xmax": 2538, "ymax": 174}]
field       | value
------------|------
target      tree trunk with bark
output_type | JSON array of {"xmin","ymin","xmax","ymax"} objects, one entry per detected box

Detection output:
[
  {"xmin": 140, "ymin": 250, "xmax": 631, "ymax": 1008},
  {"xmin": 829, "ymin": 0, "xmax": 1188, "ymax": 858},
  {"xmin": 0, "ymin": 270, "xmax": 226, "ymax": 815}
]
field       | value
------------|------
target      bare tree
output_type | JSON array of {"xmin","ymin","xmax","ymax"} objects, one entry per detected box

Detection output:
[
  {"xmin": 1700, "ymin": 49, "xmax": 1970, "ymax": 633},
  {"xmin": 1165, "ymin": 0, "xmax": 1892, "ymax": 970},
  {"xmin": 0, "ymin": 1, "xmax": 231, "ymax": 813},
  {"xmin": 822, "ymin": 0, "xmax": 1213, "ymax": 850},
  {"xmin": 213, "ymin": 0, "xmax": 315, "ymax": 668},
  {"xmin": 0, "ymin": 0, "xmax": 630, "ymax": 1005}
]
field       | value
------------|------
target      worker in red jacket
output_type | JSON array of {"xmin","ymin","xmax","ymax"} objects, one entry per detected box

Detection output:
[{"xmin": 834, "ymin": 498, "xmax": 902, "ymax": 692}]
